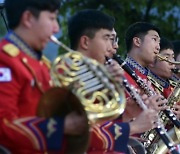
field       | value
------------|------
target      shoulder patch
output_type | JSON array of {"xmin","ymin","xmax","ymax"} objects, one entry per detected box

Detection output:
[{"xmin": 3, "ymin": 43, "xmax": 20, "ymax": 57}]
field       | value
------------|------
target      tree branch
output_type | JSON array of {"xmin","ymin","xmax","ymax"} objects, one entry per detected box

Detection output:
[{"xmin": 143, "ymin": 0, "xmax": 154, "ymax": 21}]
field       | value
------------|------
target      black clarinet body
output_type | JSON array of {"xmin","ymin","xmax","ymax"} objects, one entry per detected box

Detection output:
[
  {"xmin": 122, "ymin": 79, "xmax": 179, "ymax": 154},
  {"xmin": 113, "ymin": 54, "xmax": 180, "ymax": 129}
]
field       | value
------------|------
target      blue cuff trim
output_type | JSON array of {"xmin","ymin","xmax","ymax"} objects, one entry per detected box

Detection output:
[
  {"xmin": 110, "ymin": 122, "xmax": 130, "ymax": 153},
  {"xmin": 37, "ymin": 117, "xmax": 64, "ymax": 150}
]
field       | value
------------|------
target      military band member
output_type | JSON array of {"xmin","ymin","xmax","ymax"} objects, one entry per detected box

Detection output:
[
  {"xmin": 148, "ymin": 38, "xmax": 176, "ymax": 98},
  {"xmin": 123, "ymin": 22, "xmax": 168, "ymax": 119},
  {"xmin": 149, "ymin": 37, "xmax": 180, "ymax": 119},
  {"xmin": 67, "ymin": 9, "xmax": 159, "ymax": 153},
  {"xmin": 172, "ymin": 40, "xmax": 180, "ymax": 79},
  {"xmin": 171, "ymin": 40, "xmax": 180, "ymax": 118},
  {"xmin": 123, "ymin": 23, "xmax": 180, "ymax": 154},
  {"xmin": 0, "ymin": 0, "xmax": 87, "ymax": 153}
]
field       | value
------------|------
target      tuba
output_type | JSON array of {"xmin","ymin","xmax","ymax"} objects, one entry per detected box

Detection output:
[{"xmin": 37, "ymin": 36, "xmax": 126, "ymax": 153}]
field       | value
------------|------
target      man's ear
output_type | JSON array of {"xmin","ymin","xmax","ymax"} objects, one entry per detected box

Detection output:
[
  {"xmin": 21, "ymin": 10, "xmax": 35, "ymax": 28},
  {"xmin": 133, "ymin": 37, "xmax": 141, "ymax": 47},
  {"xmin": 79, "ymin": 36, "xmax": 90, "ymax": 50}
]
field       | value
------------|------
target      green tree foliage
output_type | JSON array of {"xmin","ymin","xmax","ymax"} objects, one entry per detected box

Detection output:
[
  {"xmin": 59, "ymin": 0, "xmax": 180, "ymax": 56},
  {"xmin": 0, "ymin": 9, "xmax": 7, "ymax": 38}
]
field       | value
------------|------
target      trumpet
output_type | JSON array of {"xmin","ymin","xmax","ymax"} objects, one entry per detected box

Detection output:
[{"xmin": 157, "ymin": 54, "xmax": 180, "ymax": 65}]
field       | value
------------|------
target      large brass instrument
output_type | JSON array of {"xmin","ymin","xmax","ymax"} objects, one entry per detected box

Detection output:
[
  {"xmin": 50, "ymin": 51, "xmax": 126, "ymax": 123},
  {"xmin": 167, "ymin": 80, "xmax": 180, "ymax": 109},
  {"xmin": 49, "ymin": 35, "xmax": 126, "ymax": 123},
  {"xmin": 156, "ymin": 80, "xmax": 180, "ymax": 154},
  {"xmin": 143, "ymin": 80, "xmax": 180, "ymax": 153},
  {"xmin": 37, "ymin": 36, "xmax": 126, "ymax": 153}
]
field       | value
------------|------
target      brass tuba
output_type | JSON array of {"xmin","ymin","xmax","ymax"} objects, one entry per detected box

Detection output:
[{"xmin": 37, "ymin": 36, "xmax": 126, "ymax": 153}]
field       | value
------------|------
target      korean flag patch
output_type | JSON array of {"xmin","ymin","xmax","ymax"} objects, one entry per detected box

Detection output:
[{"xmin": 0, "ymin": 68, "xmax": 12, "ymax": 82}]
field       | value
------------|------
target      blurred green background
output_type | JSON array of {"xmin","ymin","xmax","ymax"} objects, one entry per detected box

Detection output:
[
  {"xmin": 59, "ymin": 0, "xmax": 180, "ymax": 56},
  {"xmin": 0, "ymin": 0, "xmax": 180, "ymax": 59}
]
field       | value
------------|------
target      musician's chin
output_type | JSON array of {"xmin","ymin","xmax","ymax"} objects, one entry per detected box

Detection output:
[{"xmin": 153, "ymin": 56, "xmax": 157, "ymax": 62}]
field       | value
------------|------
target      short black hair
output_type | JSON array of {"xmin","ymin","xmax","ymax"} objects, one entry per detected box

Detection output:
[
  {"xmin": 68, "ymin": 9, "xmax": 115, "ymax": 50},
  {"xmin": 125, "ymin": 22, "xmax": 160, "ymax": 52},
  {"xmin": 160, "ymin": 37, "xmax": 174, "ymax": 52},
  {"xmin": 5, "ymin": 0, "xmax": 61, "ymax": 29},
  {"xmin": 171, "ymin": 40, "xmax": 180, "ymax": 59}
]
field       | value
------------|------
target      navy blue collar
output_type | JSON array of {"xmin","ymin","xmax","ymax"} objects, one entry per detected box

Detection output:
[
  {"xmin": 125, "ymin": 56, "xmax": 149, "ymax": 75},
  {"xmin": 170, "ymin": 75, "xmax": 179, "ymax": 83},
  {"xmin": 5, "ymin": 31, "xmax": 42, "ymax": 60}
]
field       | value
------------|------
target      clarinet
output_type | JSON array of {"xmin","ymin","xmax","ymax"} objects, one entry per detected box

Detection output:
[
  {"xmin": 122, "ymin": 79, "xmax": 179, "ymax": 154},
  {"xmin": 113, "ymin": 54, "xmax": 180, "ymax": 129},
  {"xmin": 106, "ymin": 58, "xmax": 179, "ymax": 154}
]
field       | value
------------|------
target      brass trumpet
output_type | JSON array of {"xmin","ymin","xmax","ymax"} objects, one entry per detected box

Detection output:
[{"xmin": 157, "ymin": 54, "xmax": 180, "ymax": 65}]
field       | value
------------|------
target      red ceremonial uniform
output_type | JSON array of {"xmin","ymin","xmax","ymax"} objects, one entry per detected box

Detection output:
[
  {"xmin": 0, "ymin": 31, "xmax": 65, "ymax": 153},
  {"xmin": 147, "ymin": 70, "xmax": 176, "ymax": 98},
  {"xmin": 87, "ymin": 119, "xmax": 130, "ymax": 154},
  {"xmin": 124, "ymin": 56, "xmax": 180, "ymax": 126},
  {"xmin": 123, "ymin": 56, "xmax": 179, "ymax": 103},
  {"xmin": 123, "ymin": 56, "xmax": 150, "ymax": 106},
  {"xmin": 124, "ymin": 56, "xmax": 177, "ymax": 99},
  {"xmin": 124, "ymin": 56, "xmax": 149, "ymax": 89}
]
